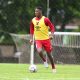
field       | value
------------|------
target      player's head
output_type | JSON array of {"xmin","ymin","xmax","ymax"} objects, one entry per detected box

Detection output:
[{"xmin": 35, "ymin": 6, "xmax": 42, "ymax": 18}]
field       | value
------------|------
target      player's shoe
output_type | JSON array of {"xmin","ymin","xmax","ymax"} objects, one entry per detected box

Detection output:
[
  {"xmin": 52, "ymin": 69, "xmax": 56, "ymax": 73},
  {"xmin": 44, "ymin": 62, "xmax": 48, "ymax": 68}
]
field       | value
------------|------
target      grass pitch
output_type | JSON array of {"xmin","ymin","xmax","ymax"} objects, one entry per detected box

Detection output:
[{"xmin": 0, "ymin": 63, "xmax": 80, "ymax": 80}]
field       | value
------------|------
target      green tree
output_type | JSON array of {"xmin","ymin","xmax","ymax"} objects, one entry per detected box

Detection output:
[
  {"xmin": 0, "ymin": 0, "xmax": 80, "ymax": 34},
  {"xmin": 50, "ymin": 0, "xmax": 80, "ymax": 31}
]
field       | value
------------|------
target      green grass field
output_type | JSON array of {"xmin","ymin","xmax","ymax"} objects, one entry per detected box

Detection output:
[{"xmin": 0, "ymin": 63, "xmax": 80, "ymax": 80}]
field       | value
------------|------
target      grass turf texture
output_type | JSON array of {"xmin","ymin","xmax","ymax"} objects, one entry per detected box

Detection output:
[{"xmin": 0, "ymin": 63, "xmax": 80, "ymax": 80}]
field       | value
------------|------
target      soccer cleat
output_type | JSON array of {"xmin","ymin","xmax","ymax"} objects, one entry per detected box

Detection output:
[
  {"xmin": 44, "ymin": 62, "xmax": 48, "ymax": 68},
  {"xmin": 52, "ymin": 69, "xmax": 56, "ymax": 73}
]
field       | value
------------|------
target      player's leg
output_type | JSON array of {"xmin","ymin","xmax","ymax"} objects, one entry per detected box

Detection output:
[
  {"xmin": 46, "ymin": 52, "xmax": 56, "ymax": 73},
  {"xmin": 35, "ymin": 40, "xmax": 48, "ymax": 68},
  {"xmin": 35, "ymin": 40, "xmax": 46, "ymax": 62},
  {"xmin": 46, "ymin": 52, "xmax": 55, "ymax": 69},
  {"xmin": 43, "ymin": 39, "xmax": 56, "ymax": 72}
]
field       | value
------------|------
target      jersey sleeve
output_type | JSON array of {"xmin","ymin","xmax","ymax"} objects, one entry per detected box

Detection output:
[
  {"xmin": 44, "ymin": 18, "xmax": 55, "ymax": 33},
  {"xmin": 30, "ymin": 21, "xmax": 34, "ymax": 35}
]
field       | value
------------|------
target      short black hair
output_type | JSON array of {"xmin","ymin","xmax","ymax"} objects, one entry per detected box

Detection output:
[{"xmin": 35, "ymin": 6, "xmax": 42, "ymax": 11}]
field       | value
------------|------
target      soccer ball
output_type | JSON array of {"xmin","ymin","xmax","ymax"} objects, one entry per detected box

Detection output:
[{"xmin": 29, "ymin": 65, "xmax": 37, "ymax": 72}]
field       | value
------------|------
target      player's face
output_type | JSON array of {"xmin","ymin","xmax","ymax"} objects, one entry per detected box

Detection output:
[{"xmin": 35, "ymin": 8, "xmax": 42, "ymax": 17}]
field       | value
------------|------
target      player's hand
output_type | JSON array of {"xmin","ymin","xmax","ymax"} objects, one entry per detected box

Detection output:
[
  {"xmin": 30, "ymin": 39, "xmax": 33, "ymax": 45},
  {"xmin": 49, "ymin": 32, "xmax": 53, "ymax": 40},
  {"xmin": 30, "ymin": 35, "xmax": 34, "ymax": 45}
]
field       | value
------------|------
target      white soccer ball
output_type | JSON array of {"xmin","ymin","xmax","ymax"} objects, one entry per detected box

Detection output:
[{"xmin": 29, "ymin": 65, "xmax": 37, "ymax": 72}]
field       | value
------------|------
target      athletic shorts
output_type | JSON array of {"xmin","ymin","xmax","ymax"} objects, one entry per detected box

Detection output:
[{"xmin": 35, "ymin": 39, "xmax": 53, "ymax": 53}]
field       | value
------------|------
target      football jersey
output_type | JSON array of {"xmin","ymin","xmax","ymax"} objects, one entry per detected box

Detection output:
[{"xmin": 32, "ymin": 16, "xmax": 49, "ymax": 40}]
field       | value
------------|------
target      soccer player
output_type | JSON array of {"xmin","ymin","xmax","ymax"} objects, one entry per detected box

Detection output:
[{"xmin": 30, "ymin": 6, "xmax": 56, "ymax": 73}]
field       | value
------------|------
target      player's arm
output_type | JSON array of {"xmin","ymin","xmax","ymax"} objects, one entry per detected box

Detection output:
[
  {"xmin": 30, "ymin": 21, "xmax": 34, "ymax": 44},
  {"xmin": 44, "ymin": 18, "xmax": 55, "ymax": 38}
]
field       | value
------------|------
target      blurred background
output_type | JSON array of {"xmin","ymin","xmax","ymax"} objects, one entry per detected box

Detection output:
[
  {"xmin": 0, "ymin": 0, "xmax": 80, "ymax": 64},
  {"xmin": 0, "ymin": 0, "xmax": 80, "ymax": 34}
]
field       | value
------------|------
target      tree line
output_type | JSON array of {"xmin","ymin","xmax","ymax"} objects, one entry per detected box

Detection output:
[{"xmin": 0, "ymin": 0, "xmax": 80, "ymax": 34}]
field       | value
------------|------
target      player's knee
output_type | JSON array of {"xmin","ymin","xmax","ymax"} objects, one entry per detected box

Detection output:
[{"xmin": 37, "ymin": 48, "xmax": 42, "ymax": 53}]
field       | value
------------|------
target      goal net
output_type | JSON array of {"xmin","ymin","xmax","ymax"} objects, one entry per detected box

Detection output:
[
  {"xmin": 10, "ymin": 33, "xmax": 31, "ymax": 63},
  {"xmin": 53, "ymin": 32, "xmax": 80, "ymax": 64},
  {"xmin": 9, "ymin": 32, "xmax": 80, "ymax": 64}
]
